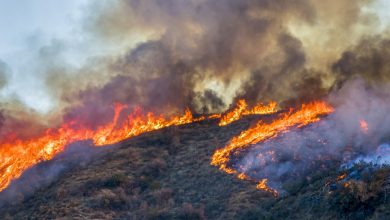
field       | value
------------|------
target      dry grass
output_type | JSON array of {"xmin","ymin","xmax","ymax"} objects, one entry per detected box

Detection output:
[{"xmin": 1, "ymin": 117, "xmax": 390, "ymax": 219}]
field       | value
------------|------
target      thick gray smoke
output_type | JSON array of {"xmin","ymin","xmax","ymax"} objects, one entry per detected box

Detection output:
[
  {"xmin": 333, "ymin": 36, "xmax": 390, "ymax": 88},
  {"xmin": 0, "ymin": 0, "xmax": 388, "ymax": 135},
  {"xmin": 55, "ymin": 0, "xmax": 387, "ymax": 123}
]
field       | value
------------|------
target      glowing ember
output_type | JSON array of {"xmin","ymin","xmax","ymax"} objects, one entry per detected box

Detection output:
[
  {"xmin": 360, "ymin": 120, "xmax": 369, "ymax": 134},
  {"xmin": 208, "ymin": 114, "xmax": 222, "ymax": 119},
  {"xmin": 218, "ymin": 99, "xmax": 278, "ymax": 126},
  {"xmin": 343, "ymin": 182, "xmax": 351, "ymax": 188},
  {"xmin": 337, "ymin": 173, "xmax": 347, "ymax": 181},
  {"xmin": 0, "ymin": 105, "xmax": 203, "ymax": 192},
  {"xmin": 211, "ymin": 101, "xmax": 334, "ymax": 195}
]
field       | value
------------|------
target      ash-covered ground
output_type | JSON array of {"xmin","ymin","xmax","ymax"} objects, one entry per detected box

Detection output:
[{"xmin": 1, "ymin": 116, "xmax": 390, "ymax": 220}]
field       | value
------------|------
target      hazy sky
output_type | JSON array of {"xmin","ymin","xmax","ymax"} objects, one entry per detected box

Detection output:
[
  {"xmin": 0, "ymin": 0, "xmax": 389, "ymax": 114},
  {"xmin": 0, "ymin": 1, "xmax": 86, "ymax": 53},
  {"xmin": 0, "ymin": 0, "xmax": 89, "ymax": 113}
]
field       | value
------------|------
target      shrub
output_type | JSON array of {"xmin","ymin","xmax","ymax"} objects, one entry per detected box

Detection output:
[
  {"xmin": 178, "ymin": 203, "xmax": 206, "ymax": 220},
  {"xmin": 90, "ymin": 188, "xmax": 128, "ymax": 210},
  {"xmin": 104, "ymin": 173, "xmax": 127, "ymax": 188},
  {"xmin": 152, "ymin": 188, "xmax": 174, "ymax": 204}
]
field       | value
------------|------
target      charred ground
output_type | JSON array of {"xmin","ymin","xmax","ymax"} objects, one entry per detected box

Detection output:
[{"xmin": 0, "ymin": 116, "xmax": 390, "ymax": 220}]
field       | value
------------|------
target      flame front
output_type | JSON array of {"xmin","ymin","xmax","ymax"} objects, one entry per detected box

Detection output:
[
  {"xmin": 256, "ymin": 179, "xmax": 278, "ymax": 197},
  {"xmin": 0, "ymin": 105, "xmax": 200, "ymax": 192},
  {"xmin": 218, "ymin": 99, "xmax": 278, "ymax": 126},
  {"xmin": 0, "ymin": 100, "xmax": 332, "ymax": 195},
  {"xmin": 211, "ymin": 101, "xmax": 334, "ymax": 194}
]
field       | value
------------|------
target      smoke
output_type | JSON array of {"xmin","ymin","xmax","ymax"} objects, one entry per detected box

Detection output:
[
  {"xmin": 332, "ymin": 36, "xmax": 390, "ymax": 87},
  {"xmin": 43, "ymin": 0, "xmax": 385, "ymax": 122},
  {"xmin": 236, "ymin": 78, "xmax": 390, "ymax": 189},
  {"xmin": 0, "ymin": 0, "xmax": 387, "ymax": 136},
  {"xmin": 1, "ymin": 0, "xmax": 390, "ymax": 201}
]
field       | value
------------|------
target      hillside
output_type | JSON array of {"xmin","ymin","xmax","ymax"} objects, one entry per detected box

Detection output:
[{"xmin": 0, "ymin": 116, "xmax": 390, "ymax": 219}]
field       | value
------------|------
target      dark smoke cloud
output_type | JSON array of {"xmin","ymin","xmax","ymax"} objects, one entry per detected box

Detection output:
[
  {"xmin": 333, "ymin": 36, "xmax": 390, "ymax": 88},
  {"xmin": 0, "ymin": 0, "xmax": 387, "ymax": 144},
  {"xmin": 60, "ymin": 0, "xmax": 380, "ymax": 118},
  {"xmin": 54, "ymin": 0, "xmax": 320, "ymax": 120},
  {"xmin": 193, "ymin": 89, "xmax": 226, "ymax": 114},
  {"xmin": 0, "ymin": 0, "xmax": 382, "ymax": 132}
]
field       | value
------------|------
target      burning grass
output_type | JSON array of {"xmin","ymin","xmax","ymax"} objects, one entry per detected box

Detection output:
[
  {"xmin": 218, "ymin": 99, "xmax": 278, "ymax": 126},
  {"xmin": 1, "ymin": 114, "xmax": 390, "ymax": 219},
  {"xmin": 0, "ymin": 99, "xmax": 279, "ymax": 195},
  {"xmin": 211, "ymin": 101, "xmax": 334, "ymax": 195},
  {"xmin": 0, "ymin": 105, "xmax": 203, "ymax": 193}
]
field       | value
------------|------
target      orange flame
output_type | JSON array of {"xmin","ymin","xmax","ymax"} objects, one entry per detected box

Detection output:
[
  {"xmin": 218, "ymin": 99, "xmax": 278, "ymax": 126},
  {"xmin": 237, "ymin": 173, "xmax": 278, "ymax": 196},
  {"xmin": 256, "ymin": 179, "xmax": 278, "ymax": 197},
  {"xmin": 0, "ymin": 105, "xmax": 203, "ymax": 192},
  {"xmin": 211, "ymin": 101, "xmax": 334, "ymax": 194},
  {"xmin": 0, "ymin": 99, "xmax": 332, "ymax": 195},
  {"xmin": 337, "ymin": 173, "xmax": 347, "ymax": 181},
  {"xmin": 208, "ymin": 114, "xmax": 222, "ymax": 119},
  {"xmin": 343, "ymin": 182, "xmax": 351, "ymax": 188},
  {"xmin": 360, "ymin": 120, "xmax": 368, "ymax": 134}
]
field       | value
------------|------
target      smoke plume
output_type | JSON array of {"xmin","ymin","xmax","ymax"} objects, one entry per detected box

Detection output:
[{"xmin": 1, "ymin": 0, "xmax": 389, "ymax": 135}]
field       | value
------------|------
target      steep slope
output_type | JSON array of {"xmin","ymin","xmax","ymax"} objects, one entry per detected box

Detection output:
[{"xmin": 0, "ymin": 117, "xmax": 390, "ymax": 219}]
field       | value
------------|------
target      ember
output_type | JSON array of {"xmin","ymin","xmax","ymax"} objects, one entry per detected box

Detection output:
[{"xmin": 360, "ymin": 120, "xmax": 369, "ymax": 134}]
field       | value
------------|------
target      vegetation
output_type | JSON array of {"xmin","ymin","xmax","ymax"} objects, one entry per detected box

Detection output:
[{"xmin": 0, "ymin": 118, "xmax": 389, "ymax": 219}]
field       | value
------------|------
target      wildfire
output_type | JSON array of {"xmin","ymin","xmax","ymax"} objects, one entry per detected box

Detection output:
[
  {"xmin": 218, "ymin": 99, "xmax": 278, "ymax": 126},
  {"xmin": 237, "ymin": 173, "xmax": 278, "ymax": 196},
  {"xmin": 0, "ymin": 104, "xmax": 202, "ymax": 192},
  {"xmin": 211, "ymin": 101, "xmax": 334, "ymax": 194},
  {"xmin": 208, "ymin": 114, "xmax": 222, "ymax": 119},
  {"xmin": 337, "ymin": 173, "xmax": 347, "ymax": 181},
  {"xmin": 343, "ymin": 182, "xmax": 351, "ymax": 188},
  {"xmin": 256, "ymin": 179, "xmax": 278, "ymax": 197},
  {"xmin": 360, "ymin": 120, "xmax": 369, "ymax": 134},
  {"xmin": 0, "ymin": 99, "xmax": 333, "ymax": 195}
]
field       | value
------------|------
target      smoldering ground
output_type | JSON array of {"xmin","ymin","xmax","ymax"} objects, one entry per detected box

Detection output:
[{"xmin": 236, "ymin": 79, "xmax": 390, "ymax": 191}]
